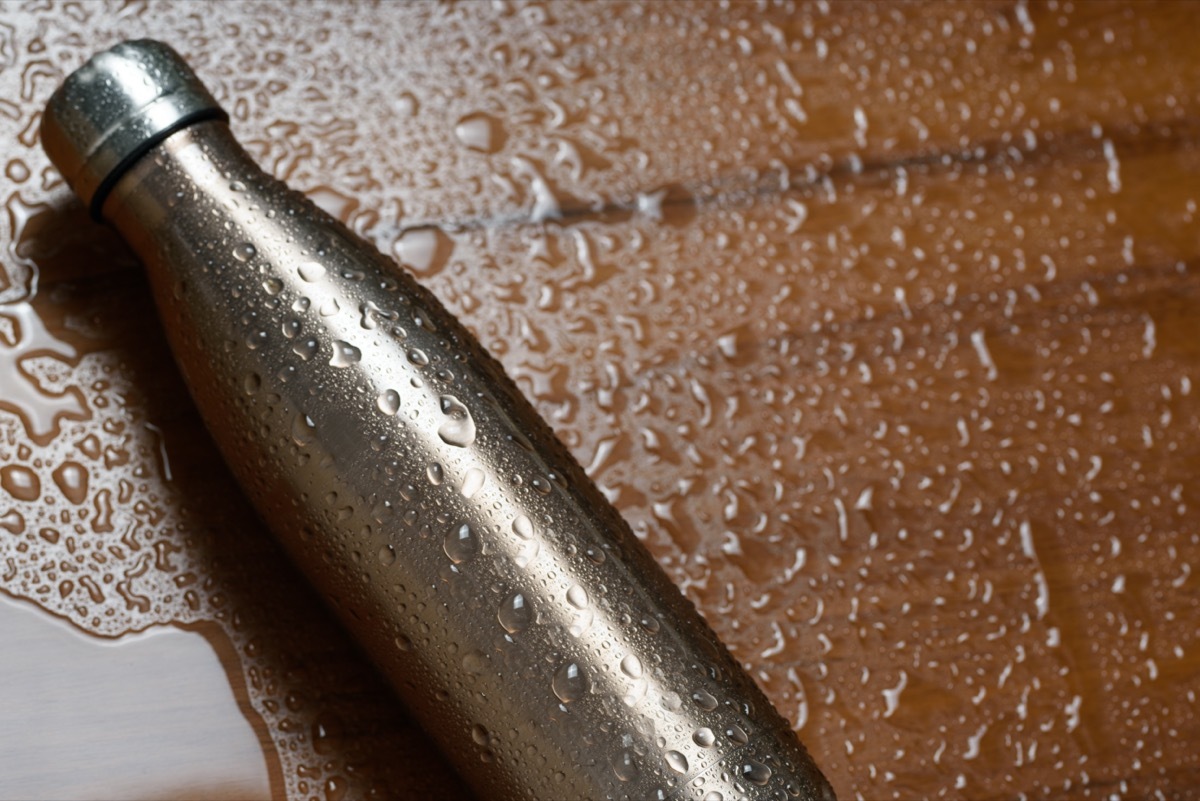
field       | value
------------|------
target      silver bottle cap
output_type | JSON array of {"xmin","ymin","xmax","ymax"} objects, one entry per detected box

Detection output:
[{"xmin": 40, "ymin": 39, "xmax": 227, "ymax": 219}]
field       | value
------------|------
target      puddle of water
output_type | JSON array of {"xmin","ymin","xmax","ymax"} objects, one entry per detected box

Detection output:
[{"xmin": 0, "ymin": 593, "xmax": 272, "ymax": 801}]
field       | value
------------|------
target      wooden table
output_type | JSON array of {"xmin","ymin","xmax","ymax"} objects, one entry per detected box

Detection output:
[{"xmin": 1, "ymin": 2, "xmax": 1198, "ymax": 798}]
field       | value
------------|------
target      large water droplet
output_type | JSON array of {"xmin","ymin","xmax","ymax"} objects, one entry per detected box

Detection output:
[
  {"xmin": 232, "ymin": 242, "xmax": 256, "ymax": 262},
  {"xmin": 568, "ymin": 609, "xmax": 594, "ymax": 638},
  {"xmin": 437, "ymin": 395, "xmax": 476, "ymax": 447},
  {"xmin": 394, "ymin": 228, "xmax": 453, "ymax": 276},
  {"xmin": 298, "ymin": 261, "xmax": 326, "ymax": 282},
  {"xmin": 292, "ymin": 338, "xmax": 319, "ymax": 361},
  {"xmin": 443, "ymin": 523, "xmax": 478, "ymax": 564},
  {"xmin": 514, "ymin": 538, "xmax": 540, "ymax": 569},
  {"xmin": 692, "ymin": 690, "xmax": 718, "ymax": 711},
  {"xmin": 427, "ymin": 462, "xmax": 444, "ymax": 486},
  {"xmin": 620, "ymin": 654, "xmax": 643, "ymax": 679},
  {"xmin": 376, "ymin": 389, "xmax": 400, "ymax": 416},
  {"xmin": 281, "ymin": 319, "xmax": 301, "ymax": 339},
  {"xmin": 330, "ymin": 340, "xmax": 362, "ymax": 368},
  {"xmin": 742, "ymin": 760, "xmax": 772, "ymax": 786},
  {"xmin": 0, "ymin": 464, "xmax": 40, "ymax": 501},
  {"xmin": 454, "ymin": 113, "xmax": 505, "ymax": 153},
  {"xmin": 292, "ymin": 413, "xmax": 316, "ymax": 446},
  {"xmin": 311, "ymin": 713, "xmax": 344, "ymax": 755},
  {"xmin": 498, "ymin": 591, "xmax": 532, "ymax": 633},
  {"xmin": 461, "ymin": 467, "xmax": 485, "ymax": 499},
  {"xmin": 610, "ymin": 749, "xmax": 639, "ymax": 782},
  {"xmin": 664, "ymin": 750, "xmax": 689, "ymax": 774},
  {"xmin": 566, "ymin": 584, "xmax": 589, "ymax": 609},
  {"xmin": 552, "ymin": 661, "xmax": 589, "ymax": 703},
  {"xmin": 693, "ymin": 727, "xmax": 716, "ymax": 748},
  {"xmin": 462, "ymin": 650, "xmax": 486, "ymax": 674},
  {"xmin": 359, "ymin": 300, "xmax": 397, "ymax": 330},
  {"xmin": 512, "ymin": 514, "xmax": 534, "ymax": 539},
  {"xmin": 51, "ymin": 461, "xmax": 88, "ymax": 505}
]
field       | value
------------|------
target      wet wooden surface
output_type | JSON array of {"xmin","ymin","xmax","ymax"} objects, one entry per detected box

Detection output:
[{"xmin": 1, "ymin": 2, "xmax": 1199, "ymax": 799}]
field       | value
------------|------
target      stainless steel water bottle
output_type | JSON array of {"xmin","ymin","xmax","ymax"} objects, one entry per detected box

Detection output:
[{"xmin": 40, "ymin": 40, "xmax": 835, "ymax": 801}]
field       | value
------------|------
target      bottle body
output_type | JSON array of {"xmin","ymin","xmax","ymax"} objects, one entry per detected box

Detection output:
[{"xmin": 102, "ymin": 120, "xmax": 833, "ymax": 801}]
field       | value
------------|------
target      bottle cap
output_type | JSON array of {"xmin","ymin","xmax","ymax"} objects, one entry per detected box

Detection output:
[{"xmin": 40, "ymin": 39, "xmax": 228, "ymax": 219}]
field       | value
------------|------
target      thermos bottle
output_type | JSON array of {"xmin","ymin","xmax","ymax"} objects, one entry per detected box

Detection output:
[{"xmin": 41, "ymin": 40, "xmax": 835, "ymax": 801}]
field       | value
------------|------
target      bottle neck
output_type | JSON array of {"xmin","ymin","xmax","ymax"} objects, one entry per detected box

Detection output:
[{"xmin": 101, "ymin": 120, "xmax": 266, "ymax": 250}]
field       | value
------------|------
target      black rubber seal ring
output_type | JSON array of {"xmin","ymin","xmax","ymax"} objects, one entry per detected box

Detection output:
[{"xmin": 89, "ymin": 106, "xmax": 230, "ymax": 222}]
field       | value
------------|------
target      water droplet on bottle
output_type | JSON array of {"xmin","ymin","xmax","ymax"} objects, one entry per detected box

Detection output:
[
  {"xmin": 444, "ymin": 523, "xmax": 478, "ymax": 564},
  {"xmin": 552, "ymin": 661, "xmax": 589, "ymax": 702},
  {"xmin": 292, "ymin": 338, "xmax": 319, "ymax": 361},
  {"xmin": 377, "ymin": 389, "xmax": 400, "ymax": 416},
  {"xmin": 610, "ymin": 749, "xmax": 639, "ymax": 782},
  {"xmin": 378, "ymin": 544, "xmax": 396, "ymax": 566},
  {"xmin": 408, "ymin": 347, "xmax": 430, "ymax": 366},
  {"xmin": 232, "ymin": 242, "xmax": 256, "ymax": 262},
  {"xmin": 394, "ymin": 633, "xmax": 413, "ymax": 652},
  {"xmin": 243, "ymin": 373, "xmax": 261, "ymax": 394},
  {"xmin": 664, "ymin": 750, "xmax": 689, "ymax": 774},
  {"xmin": 292, "ymin": 413, "xmax": 316, "ymax": 446},
  {"xmin": 693, "ymin": 690, "xmax": 718, "ymax": 711},
  {"xmin": 512, "ymin": 514, "xmax": 534, "ymax": 539},
  {"xmin": 514, "ymin": 538, "xmax": 540, "ymax": 569},
  {"xmin": 569, "ymin": 608, "xmax": 594, "ymax": 638},
  {"xmin": 262, "ymin": 277, "xmax": 283, "ymax": 295},
  {"xmin": 330, "ymin": 340, "xmax": 362, "ymax": 367},
  {"xmin": 620, "ymin": 654, "xmax": 643, "ymax": 679},
  {"xmin": 725, "ymin": 724, "xmax": 748, "ymax": 745},
  {"xmin": 693, "ymin": 727, "xmax": 716, "ymax": 748},
  {"xmin": 412, "ymin": 310, "xmax": 437, "ymax": 333},
  {"xmin": 427, "ymin": 462, "xmax": 444, "ymax": 486},
  {"xmin": 742, "ymin": 760, "xmax": 772, "ymax": 786},
  {"xmin": 1, "ymin": 464, "xmax": 41, "ymax": 501},
  {"xmin": 311, "ymin": 713, "xmax": 344, "ymax": 756},
  {"xmin": 498, "ymin": 591, "xmax": 532, "ymax": 633},
  {"xmin": 319, "ymin": 297, "xmax": 340, "ymax": 316},
  {"xmin": 461, "ymin": 467, "xmax": 485, "ymax": 499},
  {"xmin": 462, "ymin": 650, "xmax": 486, "ymax": 674},
  {"xmin": 298, "ymin": 261, "xmax": 326, "ymax": 282},
  {"xmin": 359, "ymin": 300, "xmax": 396, "ymax": 330},
  {"xmin": 566, "ymin": 584, "xmax": 588, "ymax": 609},
  {"xmin": 281, "ymin": 319, "xmax": 301, "ymax": 339},
  {"xmin": 471, "ymin": 723, "xmax": 489, "ymax": 745},
  {"xmin": 704, "ymin": 793, "xmax": 724, "ymax": 801},
  {"xmin": 437, "ymin": 395, "xmax": 477, "ymax": 447}
]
